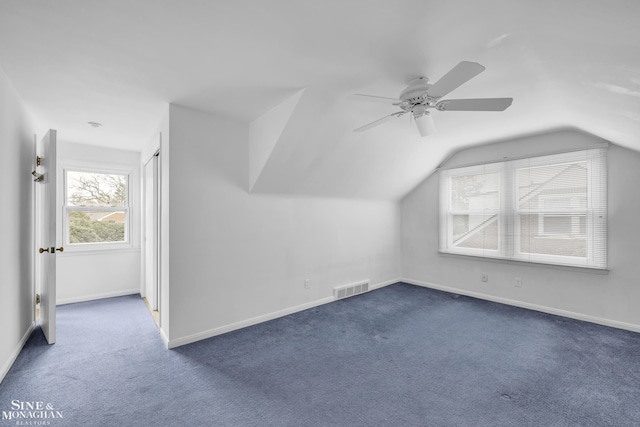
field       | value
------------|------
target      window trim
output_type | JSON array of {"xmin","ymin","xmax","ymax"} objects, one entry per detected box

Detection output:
[
  {"xmin": 439, "ymin": 147, "xmax": 607, "ymax": 270},
  {"xmin": 62, "ymin": 166, "xmax": 133, "ymax": 252}
]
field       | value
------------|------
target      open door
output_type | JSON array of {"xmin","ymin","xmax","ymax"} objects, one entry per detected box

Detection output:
[{"xmin": 36, "ymin": 130, "xmax": 58, "ymax": 344}]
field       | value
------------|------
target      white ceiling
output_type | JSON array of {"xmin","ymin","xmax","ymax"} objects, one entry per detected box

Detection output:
[{"xmin": 1, "ymin": 0, "xmax": 639, "ymax": 199}]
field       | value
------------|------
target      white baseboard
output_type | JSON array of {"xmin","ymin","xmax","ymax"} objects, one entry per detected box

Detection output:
[
  {"xmin": 369, "ymin": 277, "xmax": 399, "ymax": 291},
  {"xmin": 167, "ymin": 296, "xmax": 335, "ymax": 349},
  {"xmin": 167, "ymin": 277, "xmax": 401, "ymax": 349},
  {"xmin": 57, "ymin": 289, "xmax": 140, "ymax": 305},
  {"xmin": 159, "ymin": 327, "xmax": 170, "ymax": 348},
  {"xmin": 0, "ymin": 321, "xmax": 35, "ymax": 385},
  {"xmin": 402, "ymin": 277, "xmax": 640, "ymax": 334}
]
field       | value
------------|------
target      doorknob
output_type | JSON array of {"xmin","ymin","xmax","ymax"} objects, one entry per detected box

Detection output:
[{"xmin": 39, "ymin": 247, "xmax": 64, "ymax": 253}]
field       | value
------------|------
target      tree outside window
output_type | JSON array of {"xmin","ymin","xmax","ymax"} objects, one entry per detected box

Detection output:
[{"xmin": 65, "ymin": 171, "xmax": 129, "ymax": 245}]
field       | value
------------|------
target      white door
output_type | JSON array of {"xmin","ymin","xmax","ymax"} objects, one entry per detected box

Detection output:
[
  {"xmin": 37, "ymin": 130, "xmax": 58, "ymax": 344},
  {"xmin": 144, "ymin": 153, "xmax": 159, "ymax": 311}
]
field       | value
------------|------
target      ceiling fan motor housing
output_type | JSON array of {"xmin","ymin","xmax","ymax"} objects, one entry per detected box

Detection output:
[
  {"xmin": 399, "ymin": 76, "xmax": 437, "ymax": 116},
  {"xmin": 399, "ymin": 77, "xmax": 432, "ymax": 104}
]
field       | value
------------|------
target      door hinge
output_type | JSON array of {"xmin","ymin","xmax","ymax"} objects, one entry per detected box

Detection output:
[{"xmin": 36, "ymin": 293, "xmax": 41, "ymax": 305}]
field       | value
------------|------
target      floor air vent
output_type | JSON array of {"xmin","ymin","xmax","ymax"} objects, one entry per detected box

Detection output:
[{"xmin": 334, "ymin": 281, "xmax": 370, "ymax": 300}]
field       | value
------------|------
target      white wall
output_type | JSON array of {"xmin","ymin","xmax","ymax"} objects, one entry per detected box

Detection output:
[
  {"xmin": 0, "ymin": 68, "xmax": 36, "ymax": 383},
  {"xmin": 55, "ymin": 142, "xmax": 141, "ymax": 304},
  {"xmin": 401, "ymin": 129, "xmax": 640, "ymax": 331},
  {"xmin": 164, "ymin": 104, "xmax": 400, "ymax": 346}
]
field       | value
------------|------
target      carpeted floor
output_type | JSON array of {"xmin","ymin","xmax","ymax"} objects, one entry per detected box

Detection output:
[{"xmin": 1, "ymin": 283, "xmax": 640, "ymax": 426}]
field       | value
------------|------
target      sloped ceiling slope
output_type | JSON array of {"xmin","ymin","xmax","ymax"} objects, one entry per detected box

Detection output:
[{"xmin": 1, "ymin": 1, "xmax": 639, "ymax": 200}]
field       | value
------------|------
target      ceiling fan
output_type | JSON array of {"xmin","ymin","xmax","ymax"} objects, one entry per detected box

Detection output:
[{"xmin": 352, "ymin": 61, "xmax": 513, "ymax": 137}]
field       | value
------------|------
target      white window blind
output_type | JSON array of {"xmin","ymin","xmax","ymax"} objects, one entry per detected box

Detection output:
[{"xmin": 439, "ymin": 148, "xmax": 607, "ymax": 269}]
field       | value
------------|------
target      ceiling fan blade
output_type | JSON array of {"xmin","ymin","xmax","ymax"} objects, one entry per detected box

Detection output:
[
  {"xmin": 353, "ymin": 111, "xmax": 407, "ymax": 132},
  {"xmin": 436, "ymin": 98, "xmax": 513, "ymax": 111},
  {"xmin": 350, "ymin": 94, "xmax": 401, "ymax": 104},
  {"xmin": 427, "ymin": 61, "xmax": 486, "ymax": 99}
]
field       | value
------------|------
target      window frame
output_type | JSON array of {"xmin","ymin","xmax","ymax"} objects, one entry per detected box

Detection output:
[
  {"xmin": 440, "ymin": 164, "xmax": 503, "ymax": 258},
  {"xmin": 62, "ymin": 166, "xmax": 133, "ymax": 252},
  {"xmin": 439, "ymin": 148, "xmax": 607, "ymax": 270}
]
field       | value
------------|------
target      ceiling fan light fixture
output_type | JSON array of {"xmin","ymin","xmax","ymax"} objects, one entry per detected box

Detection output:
[{"xmin": 413, "ymin": 107, "xmax": 435, "ymax": 137}]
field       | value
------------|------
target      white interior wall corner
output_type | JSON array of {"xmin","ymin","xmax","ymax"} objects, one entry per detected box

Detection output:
[
  {"xmin": 249, "ymin": 89, "xmax": 305, "ymax": 191},
  {"xmin": 166, "ymin": 105, "xmax": 400, "ymax": 342}
]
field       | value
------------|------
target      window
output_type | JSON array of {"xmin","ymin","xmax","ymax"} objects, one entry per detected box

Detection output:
[
  {"xmin": 439, "ymin": 148, "xmax": 607, "ymax": 269},
  {"xmin": 64, "ymin": 170, "xmax": 130, "ymax": 248}
]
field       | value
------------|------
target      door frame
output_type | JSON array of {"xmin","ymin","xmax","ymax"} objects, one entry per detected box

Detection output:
[{"xmin": 142, "ymin": 150, "xmax": 160, "ymax": 315}]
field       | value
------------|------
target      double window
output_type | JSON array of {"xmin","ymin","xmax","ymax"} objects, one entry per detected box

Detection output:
[
  {"xmin": 439, "ymin": 148, "xmax": 607, "ymax": 269},
  {"xmin": 63, "ymin": 169, "xmax": 131, "ymax": 249}
]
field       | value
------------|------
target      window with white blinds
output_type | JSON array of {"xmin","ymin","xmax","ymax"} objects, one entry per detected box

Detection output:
[{"xmin": 439, "ymin": 148, "xmax": 607, "ymax": 269}]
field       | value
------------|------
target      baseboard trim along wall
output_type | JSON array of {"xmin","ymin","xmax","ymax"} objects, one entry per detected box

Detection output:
[
  {"xmin": 402, "ymin": 277, "xmax": 640, "ymax": 334},
  {"xmin": 1, "ymin": 321, "xmax": 35, "ymax": 384},
  {"xmin": 167, "ymin": 296, "xmax": 335, "ymax": 349},
  {"xmin": 159, "ymin": 327, "xmax": 170, "ymax": 348},
  {"xmin": 57, "ymin": 289, "xmax": 140, "ymax": 305},
  {"xmin": 369, "ymin": 278, "xmax": 399, "ymax": 291},
  {"xmin": 166, "ymin": 278, "xmax": 400, "ymax": 349}
]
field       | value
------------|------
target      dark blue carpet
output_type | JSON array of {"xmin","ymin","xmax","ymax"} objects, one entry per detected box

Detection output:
[{"xmin": 1, "ymin": 283, "xmax": 640, "ymax": 426}]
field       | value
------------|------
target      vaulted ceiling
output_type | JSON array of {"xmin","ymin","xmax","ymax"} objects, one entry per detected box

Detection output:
[{"xmin": 1, "ymin": 0, "xmax": 639, "ymax": 199}]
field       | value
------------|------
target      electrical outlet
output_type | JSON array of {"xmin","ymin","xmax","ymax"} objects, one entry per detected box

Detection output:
[
  {"xmin": 481, "ymin": 273, "xmax": 488, "ymax": 282},
  {"xmin": 304, "ymin": 279, "xmax": 311, "ymax": 289},
  {"xmin": 515, "ymin": 277, "xmax": 522, "ymax": 287}
]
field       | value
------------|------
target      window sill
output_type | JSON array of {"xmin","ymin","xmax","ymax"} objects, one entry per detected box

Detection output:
[{"xmin": 438, "ymin": 251, "xmax": 609, "ymax": 274}]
